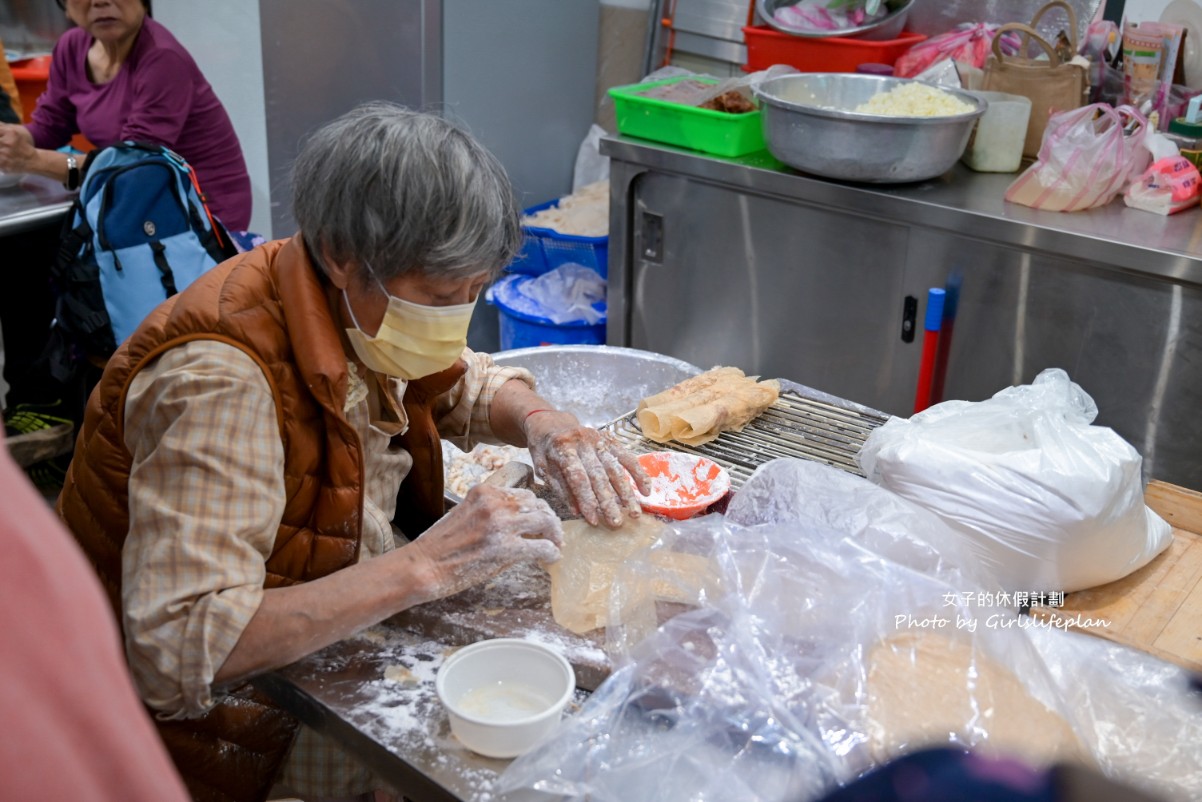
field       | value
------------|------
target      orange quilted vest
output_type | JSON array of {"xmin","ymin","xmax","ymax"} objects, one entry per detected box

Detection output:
[{"xmin": 57, "ymin": 234, "xmax": 444, "ymax": 801}]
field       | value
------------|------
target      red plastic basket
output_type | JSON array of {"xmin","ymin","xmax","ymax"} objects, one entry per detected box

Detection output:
[
  {"xmin": 10, "ymin": 56, "xmax": 51, "ymax": 124},
  {"xmin": 742, "ymin": 25, "xmax": 926, "ymax": 73}
]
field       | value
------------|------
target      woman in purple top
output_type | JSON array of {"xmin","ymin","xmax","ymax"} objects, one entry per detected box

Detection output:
[
  {"xmin": 0, "ymin": 0, "xmax": 251, "ymax": 435},
  {"xmin": 0, "ymin": 0, "xmax": 251, "ymax": 230}
]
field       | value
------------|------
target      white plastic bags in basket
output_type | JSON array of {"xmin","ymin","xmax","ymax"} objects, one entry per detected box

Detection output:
[{"xmin": 857, "ymin": 368, "xmax": 1172, "ymax": 593}]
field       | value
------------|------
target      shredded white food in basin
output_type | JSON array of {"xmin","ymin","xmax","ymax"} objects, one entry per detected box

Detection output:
[
  {"xmin": 521, "ymin": 180, "xmax": 609, "ymax": 237},
  {"xmin": 444, "ymin": 443, "xmax": 531, "ymax": 498},
  {"xmin": 854, "ymin": 83, "xmax": 974, "ymax": 117}
]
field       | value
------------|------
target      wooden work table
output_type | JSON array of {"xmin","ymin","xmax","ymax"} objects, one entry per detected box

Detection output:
[{"xmin": 1031, "ymin": 480, "xmax": 1202, "ymax": 673}]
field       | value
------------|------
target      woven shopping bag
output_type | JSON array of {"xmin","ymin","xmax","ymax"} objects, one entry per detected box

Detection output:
[{"xmin": 982, "ymin": 0, "xmax": 1090, "ymax": 159}]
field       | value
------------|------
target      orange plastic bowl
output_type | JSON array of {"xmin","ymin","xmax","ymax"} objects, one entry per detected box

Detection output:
[{"xmin": 634, "ymin": 451, "xmax": 731, "ymax": 520}]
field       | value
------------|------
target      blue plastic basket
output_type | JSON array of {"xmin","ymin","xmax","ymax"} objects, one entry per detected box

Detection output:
[
  {"xmin": 509, "ymin": 199, "xmax": 608, "ymax": 279},
  {"xmin": 487, "ymin": 273, "xmax": 606, "ymax": 349}
]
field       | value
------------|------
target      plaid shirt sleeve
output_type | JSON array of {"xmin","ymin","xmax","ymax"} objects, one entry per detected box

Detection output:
[
  {"xmin": 122, "ymin": 341, "xmax": 284, "ymax": 719},
  {"xmin": 433, "ymin": 347, "xmax": 535, "ymax": 450}
]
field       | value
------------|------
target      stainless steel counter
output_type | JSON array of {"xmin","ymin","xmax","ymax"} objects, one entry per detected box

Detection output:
[
  {"xmin": 602, "ymin": 135, "xmax": 1202, "ymax": 488},
  {"xmin": 256, "ymin": 628, "xmax": 572, "ymax": 802},
  {"xmin": 0, "ymin": 174, "xmax": 73, "ymax": 236},
  {"xmin": 601, "ymin": 137, "xmax": 1202, "ymax": 288},
  {"xmin": 255, "ymin": 558, "xmax": 608, "ymax": 802}
]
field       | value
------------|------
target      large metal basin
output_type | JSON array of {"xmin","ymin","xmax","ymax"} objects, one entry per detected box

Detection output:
[
  {"xmin": 753, "ymin": 73, "xmax": 986, "ymax": 184},
  {"xmin": 492, "ymin": 344, "xmax": 701, "ymax": 427},
  {"xmin": 442, "ymin": 345, "xmax": 702, "ymax": 504},
  {"xmin": 757, "ymin": 0, "xmax": 914, "ymax": 40}
]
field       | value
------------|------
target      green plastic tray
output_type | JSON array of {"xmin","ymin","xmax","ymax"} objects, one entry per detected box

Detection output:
[{"xmin": 608, "ymin": 76, "xmax": 765, "ymax": 158}]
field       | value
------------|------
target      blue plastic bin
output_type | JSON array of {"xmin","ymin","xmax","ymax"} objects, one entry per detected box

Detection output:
[
  {"xmin": 509, "ymin": 199, "xmax": 608, "ymax": 279},
  {"xmin": 487, "ymin": 273, "xmax": 606, "ymax": 349}
]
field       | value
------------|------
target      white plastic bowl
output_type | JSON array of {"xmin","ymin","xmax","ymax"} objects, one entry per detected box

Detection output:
[{"xmin": 435, "ymin": 638, "xmax": 575, "ymax": 758}]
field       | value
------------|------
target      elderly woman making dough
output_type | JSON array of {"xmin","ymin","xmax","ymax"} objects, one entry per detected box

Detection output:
[{"xmin": 57, "ymin": 102, "xmax": 650, "ymax": 802}]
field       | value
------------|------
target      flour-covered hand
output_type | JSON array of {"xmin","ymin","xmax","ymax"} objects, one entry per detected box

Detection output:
[
  {"xmin": 408, "ymin": 484, "xmax": 563, "ymax": 601},
  {"xmin": 525, "ymin": 409, "xmax": 650, "ymax": 528}
]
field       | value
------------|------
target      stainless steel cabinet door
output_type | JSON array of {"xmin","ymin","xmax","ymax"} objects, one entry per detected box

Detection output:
[
  {"xmin": 903, "ymin": 229, "xmax": 1202, "ymax": 489},
  {"xmin": 627, "ymin": 171, "xmax": 915, "ymax": 411}
]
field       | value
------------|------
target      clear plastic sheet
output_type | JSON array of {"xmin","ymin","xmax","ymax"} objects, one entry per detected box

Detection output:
[
  {"xmin": 500, "ymin": 514, "xmax": 1097, "ymax": 801},
  {"xmin": 602, "ymin": 518, "xmax": 732, "ymax": 656},
  {"xmin": 696, "ymin": 64, "xmax": 798, "ymax": 110},
  {"xmin": 857, "ymin": 368, "xmax": 1173, "ymax": 592},
  {"xmin": 1026, "ymin": 627, "xmax": 1202, "ymax": 801},
  {"xmin": 502, "ymin": 604, "xmax": 843, "ymax": 802},
  {"xmin": 1088, "ymin": 60, "xmax": 1202, "ymax": 131},
  {"xmin": 724, "ymin": 457, "xmax": 982, "ymax": 585},
  {"xmin": 501, "ymin": 518, "xmax": 846, "ymax": 802},
  {"xmin": 499, "ymin": 450, "xmax": 1200, "ymax": 800},
  {"xmin": 637, "ymin": 65, "xmax": 798, "ymax": 111},
  {"xmin": 911, "ymin": 55, "xmax": 965, "ymax": 87},
  {"xmin": 906, "ymin": 0, "xmax": 1102, "ymax": 43}
]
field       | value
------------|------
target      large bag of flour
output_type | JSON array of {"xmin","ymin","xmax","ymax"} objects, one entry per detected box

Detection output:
[{"xmin": 856, "ymin": 368, "xmax": 1171, "ymax": 593}]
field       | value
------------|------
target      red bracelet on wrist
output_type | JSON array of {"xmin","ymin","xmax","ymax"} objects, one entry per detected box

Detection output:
[{"xmin": 523, "ymin": 408, "xmax": 555, "ymax": 424}]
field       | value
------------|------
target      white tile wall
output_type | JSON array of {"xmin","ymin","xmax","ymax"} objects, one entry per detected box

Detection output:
[{"xmin": 151, "ymin": 0, "xmax": 273, "ymax": 239}]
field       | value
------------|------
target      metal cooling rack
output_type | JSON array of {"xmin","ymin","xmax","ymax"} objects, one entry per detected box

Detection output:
[{"xmin": 602, "ymin": 389, "xmax": 892, "ymax": 489}]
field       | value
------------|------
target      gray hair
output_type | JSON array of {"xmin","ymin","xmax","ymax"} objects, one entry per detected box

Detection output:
[{"xmin": 292, "ymin": 102, "xmax": 522, "ymax": 283}]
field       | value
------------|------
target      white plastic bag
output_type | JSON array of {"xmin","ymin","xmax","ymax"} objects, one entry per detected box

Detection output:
[
  {"xmin": 857, "ymin": 368, "xmax": 1172, "ymax": 593},
  {"xmin": 572, "ymin": 123, "xmax": 610, "ymax": 192},
  {"xmin": 520, "ymin": 262, "xmax": 606, "ymax": 324}
]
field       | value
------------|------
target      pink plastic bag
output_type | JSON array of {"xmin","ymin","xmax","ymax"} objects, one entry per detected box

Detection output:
[
  {"xmin": 1123, "ymin": 156, "xmax": 1202, "ymax": 215},
  {"xmin": 894, "ymin": 23, "xmax": 1018, "ymax": 80},
  {"xmin": 1004, "ymin": 103, "xmax": 1150, "ymax": 212}
]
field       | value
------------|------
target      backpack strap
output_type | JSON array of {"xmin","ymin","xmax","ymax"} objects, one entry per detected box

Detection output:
[
  {"xmin": 59, "ymin": 292, "xmax": 112, "ymax": 338},
  {"xmin": 184, "ymin": 165, "xmax": 223, "ymax": 240},
  {"xmin": 192, "ymin": 205, "xmax": 237, "ymax": 262},
  {"xmin": 80, "ymin": 145, "xmax": 107, "ymax": 176},
  {"xmin": 182, "ymin": 162, "xmax": 236, "ymax": 258},
  {"xmin": 149, "ymin": 241, "xmax": 179, "ymax": 297},
  {"xmin": 95, "ymin": 191, "xmax": 124, "ymax": 273},
  {"xmin": 51, "ymin": 199, "xmax": 93, "ymax": 287}
]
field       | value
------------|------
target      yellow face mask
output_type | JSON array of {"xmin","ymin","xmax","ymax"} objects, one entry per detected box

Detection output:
[{"xmin": 343, "ymin": 277, "xmax": 475, "ymax": 380}]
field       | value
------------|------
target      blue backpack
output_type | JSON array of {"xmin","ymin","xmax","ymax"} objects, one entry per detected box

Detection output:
[{"xmin": 49, "ymin": 141, "xmax": 236, "ymax": 371}]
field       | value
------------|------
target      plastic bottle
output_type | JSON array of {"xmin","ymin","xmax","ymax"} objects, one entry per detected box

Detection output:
[
  {"xmin": 1166, "ymin": 117, "xmax": 1202, "ymax": 170},
  {"xmin": 1166, "ymin": 94, "xmax": 1202, "ymax": 169}
]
